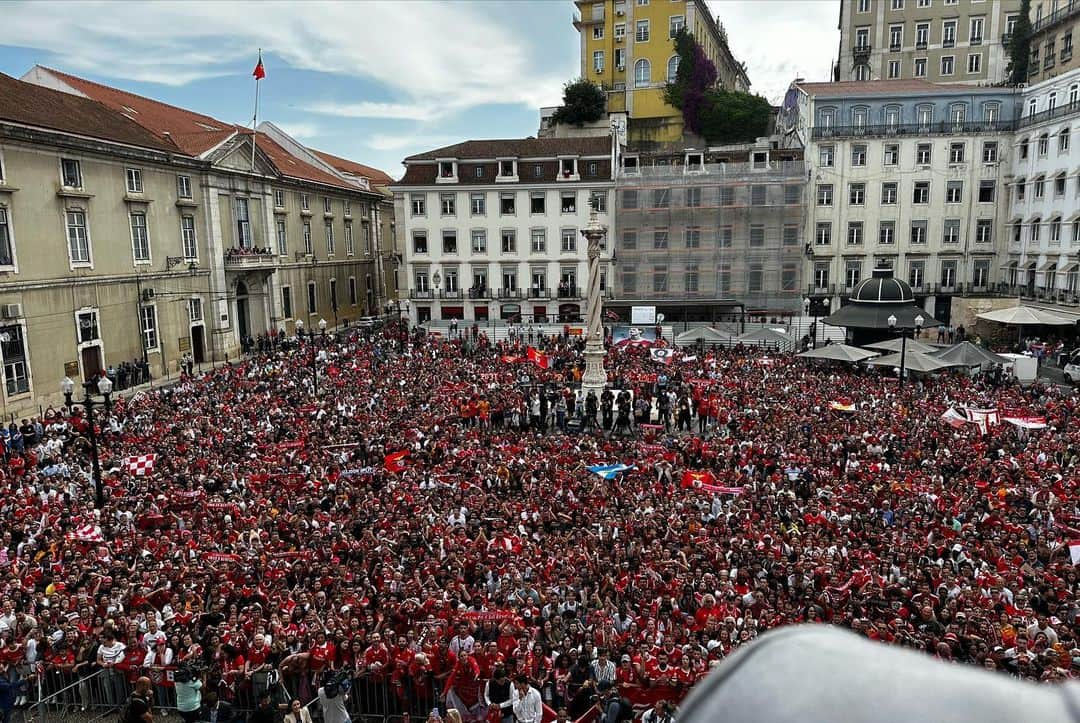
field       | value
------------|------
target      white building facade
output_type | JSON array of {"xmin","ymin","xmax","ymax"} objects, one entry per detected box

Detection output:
[
  {"xmin": 393, "ymin": 138, "xmax": 615, "ymax": 326},
  {"xmin": 1006, "ymin": 67, "xmax": 1080, "ymax": 303},
  {"xmin": 790, "ymin": 80, "xmax": 1020, "ymax": 326}
]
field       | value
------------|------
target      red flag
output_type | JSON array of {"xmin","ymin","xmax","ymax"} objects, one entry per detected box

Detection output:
[
  {"xmin": 527, "ymin": 347, "xmax": 552, "ymax": 369},
  {"xmin": 681, "ymin": 470, "xmax": 717, "ymax": 488},
  {"xmin": 384, "ymin": 450, "xmax": 408, "ymax": 473},
  {"xmin": 252, "ymin": 52, "xmax": 266, "ymax": 80}
]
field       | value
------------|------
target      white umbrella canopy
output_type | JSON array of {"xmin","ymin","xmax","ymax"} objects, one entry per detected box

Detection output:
[
  {"xmin": 931, "ymin": 341, "xmax": 1008, "ymax": 368},
  {"xmin": 797, "ymin": 344, "xmax": 879, "ymax": 362},
  {"xmin": 976, "ymin": 306, "xmax": 1074, "ymax": 326},
  {"xmin": 674, "ymin": 327, "xmax": 729, "ymax": 345},
  {"xmin": 737, "ymin": 328, "xmax": 795, "ymax": 347},
  {"xmin": 866, "ymin": 350, "xmax": 951, "ymax": 373},
  {"xmin": 863, "ymin": 337, "xmax": 940, "ymax": 354}
]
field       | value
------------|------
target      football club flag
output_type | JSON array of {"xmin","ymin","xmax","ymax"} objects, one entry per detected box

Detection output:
[
  {"xmin": 125, "ymin": 454, "xmax": 156, "ymax": 476},
  {"xmin": 650, "ymin": 348, "xmax": 675, "ymax": 365},
  {"xmin": 527, "ymin": 347, "xmax": 552, "ymax": 369},
  {"xmin": 681, "ymin": 470, "xmax": 717, "ymax": 488},
  {"xmin": 829, "ymin": 400, "xmax": 856, "ymax": 413},
  {"xmin": 384, "ymin": 450, "xmax": 408, "ymax": 473},
  {"xmin": 588, "ymin": 463, "xmax": 634, "ymax": 480},
  {"xmin": 66, "ymin": 524, "xmax": 105, "ymax": 543}
]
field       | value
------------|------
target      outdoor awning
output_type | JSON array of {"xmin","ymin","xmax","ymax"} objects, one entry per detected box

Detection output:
[
  {"xmin": 1031, "ymin": 173, "xmax": 1045, "ymax": 182},
  {"xmin": 866, "ymin": 350, "xmax": 951, "ymax": 373},
  {"xmin": 1026, "ymin": 215, "xmax": 1042, "ymax": 224},
  {"xmin": 864, "ymin": 337, "xmax": 941, "ymax": 354},
  {"xmin": 675, "ymin": 326, "xmax": 729, "ymax": 345},
  {"xmin": 976, "ymin": 306, "xmax": 1074, "ymax": 325},
  {"xmin": 1008, "ymin": 215, "xmax": 1023, "ymax": 225},
  {"xmin": 1067, "ymin": 211, "xmax": 1080, "ymax": 223},
  {"xmin": 796, "ymin": 344, "xmax": 878, "ymax": 363},
  {"xmin": 931, "ymin": 342, "xmax": 1008, "ymax": 368},
  {"xmin": 1062, "ymin": 262, "xmax": 1079, "ymax": 273},
  {"xmin": 1037, "ymin": 259, "xmax": 1060, "ymax": 272}
]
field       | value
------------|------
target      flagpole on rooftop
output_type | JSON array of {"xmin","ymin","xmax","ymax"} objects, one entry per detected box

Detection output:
[{"xmin": 251, "ymin": 49, "xmax": 265, "ymax": 173}]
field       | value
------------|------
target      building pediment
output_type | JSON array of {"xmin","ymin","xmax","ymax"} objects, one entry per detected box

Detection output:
[{"xmin": 207, "ymin": 135, "xmax": 278, "ymax": 176}]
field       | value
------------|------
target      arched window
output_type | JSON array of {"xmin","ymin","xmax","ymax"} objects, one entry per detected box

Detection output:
[
  {"xmin": 666, "ymin": 55, "xmax": 680, "ymax": 83},
  {"xmin": 634, "ymin": 59, "xmax": 651, "ymax": 87},
  {"xmin": 1070, "ymin": 84, "xmax": 1079, "ymax": 105}
]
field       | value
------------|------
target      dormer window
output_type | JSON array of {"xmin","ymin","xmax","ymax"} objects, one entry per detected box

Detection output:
[
  {"xmin": 752, "ymin": 152, "xmax": 768, "ymax": 169},
  {"xmin": 685, "ymin": 153, "xmax": 703, "ymax": 170},
  {"xmin": 499, "ymin": 160, "xmax": 516, "ymax": 177},
  {"xmin": 560, "ymin": 159, "xmax": 577, "ymax": 178},
  {"xmin": 623, "ymin": 156, "xmax": 639, "ymax": 173},
  {"xmin": 439, "ymin": 161, "xmax": 456, "ymax": 178}
]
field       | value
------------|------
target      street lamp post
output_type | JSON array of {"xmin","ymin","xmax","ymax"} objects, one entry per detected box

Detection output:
[
  {"xmin": 888, "ymin": 313, "xmax": 924, "ymax": 386},
  {"xmin": 579, "ymin": 208, "xmax": 608, "ymax": 400},
  {"xmin": 802, "ymin": 297, "xmax": 814, "ymax": 349},
  {"xmin": 62, "ymin": 374, "xmax": 113, "ymax": 509}
]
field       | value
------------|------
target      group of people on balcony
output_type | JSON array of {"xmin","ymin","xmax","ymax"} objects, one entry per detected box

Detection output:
[{"xmin": 226, "ymin": 246, "xmax": 275, "ymax": 259}]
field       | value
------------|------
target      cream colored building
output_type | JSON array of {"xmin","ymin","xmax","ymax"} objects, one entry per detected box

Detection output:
[
  {"xmin": 0, "ymin": 69, "xmax": 395, "ymax": 418},
  {"xmin": 1027, "ymin": 0, "xmax": 1080, "ymax": 83},
  {"xmin": 836, "ymin": 0, "xmax": 1021, "ymax": 84}
]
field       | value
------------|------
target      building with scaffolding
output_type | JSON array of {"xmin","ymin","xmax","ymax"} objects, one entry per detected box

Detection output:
[{"xmin": 610, "ymin": 139, "xmax": 807, "ymax": 327}]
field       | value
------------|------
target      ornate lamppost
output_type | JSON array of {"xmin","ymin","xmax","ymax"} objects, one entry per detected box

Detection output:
[
  {"xmin": 61, "ymin": 375, "xmax": 113, "ymax": 508},
  {"xmin": 579, "ymin": 208, "xmax": 608, "ymax": 399}
]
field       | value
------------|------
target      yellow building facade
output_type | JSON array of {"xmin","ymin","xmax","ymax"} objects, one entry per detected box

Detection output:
[{"xmin": 575, "ymin": 0, "xmax": 749, "ymax": 145}]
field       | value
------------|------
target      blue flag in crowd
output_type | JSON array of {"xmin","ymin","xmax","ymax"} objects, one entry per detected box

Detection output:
[{"xmin": 588, "ymin": 463, "xmax": 635, "ymax": 479}]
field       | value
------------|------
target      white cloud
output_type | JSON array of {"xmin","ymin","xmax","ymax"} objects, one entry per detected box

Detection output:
[
  {"xmin": 307, "ymin": 101, "xmax": 432, "ymax": 122},
  {"xmin": 367, "ymin": 133, "xmax": 457, "ymax": 153},
  {"xmin": 273, "ymin": 122, "xmax": 321, "ymax": 140},
  {"xmin": 706, "ymin": 0, "xmax": 838, "ymax": 103},
  {"xmin": 1, "ymin": 0, "xmax": 566, "ymax": 111}
]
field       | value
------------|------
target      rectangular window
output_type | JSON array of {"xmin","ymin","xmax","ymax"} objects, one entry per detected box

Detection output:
[
  {"xmin": 685, "ymin": 187, "xmax": 702, "ymax": 208},
  {"xmin": 66, "ymin": 210, "xmax": 90, "ymax": 263},
  {"xmin": 562, "ymin": 192, "xmax": 578, "ymax": 213},
  {"xmin": 909, "ymin": 261, "xmax": 924, "ymax": 289},
  {"xmin": 813, "ymin": 264, "xmax": 829, "ymax": 289},
  {"xmin": 910, "ymin": 220, "xmax": 927, "ymax": 244},
  {"xmin": 718, "ymin": 227, "xmax": 733, "ymax": 247},
  {"xmin": 324, "ymin": 197, "xmax": 333, "ymax": 214},
  {"xmin": 973, "ymin": 259, "xmax": 990, "ymax": 288},
  {"xmin": 848, "ymin": 221, "xmax": 864, "ymax": 245},
  {"xmin": 441, "ymin": 195, "xmax": 456, "ymax": 216},
  {"xmin": 501, "ymin": 230, "xmax": 516, "ymax": 253},
  {"xmin": 975, "ymin": 219, "xmax": 993, "ymax": 243},
  {"xmin": 749, "ymin": 225, "xmax": 766, "ymax": 246},
  {"xmin": 881, "ymin": 182, "xmax": 897, "ymax": 204},
  {"xmin": 943, "ymin": 20, "xmax": 956, "ymax": 47},
  {"xmin": 913, "ymin": 181, "xmax": 930, "ymax": 203},
  {"xmin": 819, "ymin": 145, "xmax": 835, "ymax": 167},
  {"xmin": 783, "ymin": 185, "xmax": 800, "ymax": 205},
  {"xmin": 949, "ymin": 142, "xmax": 965, "ymax": 164},
  {"xmin": 0, "ymin": 324, "xmax": 29, "ymax": 397},
  {"xmin": 817, "ymin": 184, "xmax": 833, "ymax": 206},
  {"xmin": 413, "ymin": 232, "xmax": 428, "ymax": 254},
  {"xmin": 615, "ymin": 47, "xmax": 626, "ymax": 69},
  {"xmin": 652, "ymin": 188, "xmax": 670, "ymax": 208},
  {"xmin": 277, "ymin": 286, "xmax": 292, "ymax": 320},
  {"xmin": 471, "ymin": 193, "xmax": 486, "ymax": 215},
  {"xmin": 941, "ymin": 260, "xmax": 957, "ymax": 288},
  {"xmin": 849, "ymin": 183, "xmax": 866, "ymax": 205},
  {"xmin": 307, "ymin": 282, "xmax": 317, "ymax": 313},
  {"xmin": 349, "ymin": 277, "xmax": 358, "ymax": 306},
  {"xmin": 889, "ymin": 24, "xmax": 903, "ymax": 50},
  {"xmin": 622, "ymin": 189, "xmax": 638, "ymax": 209},
  {"xmin": 653, "ymin": 229, "xmax": 669, "ymax": 249},
  {"xmin": 916, "ymin": 22, "xmax": 929, "ymax": 48},
  {"xmin": 967, "ymin": 53, "xmax": 981, "ymax": 73},
  {"xmin": 946, "ymin": 180, "xmax": 963, "ymax": 203},
  {"xmin": 593, "ymin": 50, "xmax": 604, "ymax": 73},
  {"xmin": 472, "ymin": 230, "xmax": 487, "ymax": 254},
  {"xmin": 591, "ymin": 191, "xmax": 608, "ymax": 212},
  {"xmin": 748, "ymin": 265, "xmax": 763, "ymax": 293},
  {"xmin": 669, "ymin": 14, "xmax": 685, "ymax": 37},
  {"xmin": 978, "ymin": 181, "xmax": 995, "ymax": 203},
  {"xmin": 845, "ymin": 262, "xmax": 862, "ymax": 288},
  {"xmin": 943, "ymin": 218, "xmax": 961, "ymax": 244},
  {"xmin": 344, "ymin": 200, "xmax": 351, "ymax": 217},
  {"xmin": 61, "ymin": 158, "xmax": 82, "ymax": 188},
  {"xmin": 883, "ymin": 144, "xmax": 899, "ymax": 165},
  {"xmin": 531, "ymin": 229, "xmax": 546, "ymax": 253},
  {"xmin": 129, "ymin": 212, "xmax": 150, "ymax": 262},
  {"xmin": 888, "ymin": 60, "xmax": 901, "ymax": 78},
  {"xmin": 851, "ymin": 144, "xmax": 867, "ymax": 166},
  {"xmin": 914, "ymin": 57, "xmax": 927, "ymax": 77},
  {"xmin": 531, "ymin": 194, "xmax": 546, "ymax": 214},
  {"xmin": 325, "ymin": 221, "xmax": 335, "ymax": 255},
  {"xmin": 329, "ymin": 279, "xmax": 338, "ymax": 311},
  {"xmin": 783, "ymin": 224, "xmax": 799, "ymax": 246},
  {"xmin": 275, "ymin": 218, "xmax": 286, "ymax": 256},
  {"xmin": 916, "ymin": 143, "xmax": 932, "ymax": 164},
  {"xmin": 636, "ymin": 19, "xmax": 650, "ymax": 42},
  {"xmin": 686, "ymin": 226, "xmax": 701, "ymax": 248},
  {"xmin": 983, "ymin": 141, "xmax": 998, "ymax": 162},
  {"xmin": 235, "ymin": 197, "xmax": 251, "ymax": 248},
  {"xmin": 719, "ymin": 187, "xmax": 735, "ymax": 206},
  {"xmin": 344, "ymin": 222, "xmax": 354, "ymax": 255},
  {"xmin": 303, "ymin": 221, "xmax": 312, "ymax": 254},
  {"xmin": 126, "ymin": 168, "xmax": 143, "ymax": 194},
  {"xmin": 140, "ymin": 305, "xmax": 159, "ymax": 351},
  {"xmin": 178, "ymin": 175, "xmax": 193, "ymax": 199},
  {"xmin": 653, "ymin": 266, "xmax": 668, "ymax": 293},
  {"xmin": 411, "ymin": 195, "xmax": 426, "ymax": 216},
  {"xmin": 815, "ymin": 222, "xmax": 831, "ymax": 245},
  {"xmin": 443, "ymin": 231, "xmax": 458, "ymax": 254},
  {"xmin": 749, "ymin": 185, "xmax": 766, "ymax": 205},
  {"xmin": 0, "ymin": 208, "xmax": 10, "ymax": 267},
  {"xmin": 685, "ymin": 264, "xmax": 699, "ymax": 293},
  {"xmin": 501, "ymin": 193, "xmax": 516, "ymax": 215},
  {"xmin": 879, "ymin": 221, "xmax": 896, "ymax": 245},
  {"xmin": 301, "ymin": 193, "xmax": 310, "ymax": 211}
]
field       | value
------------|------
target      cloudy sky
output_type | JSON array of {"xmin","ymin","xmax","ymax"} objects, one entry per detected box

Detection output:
[{"xmin": 0, "ymin": 0, "xmax": 838, "ymax": 178}]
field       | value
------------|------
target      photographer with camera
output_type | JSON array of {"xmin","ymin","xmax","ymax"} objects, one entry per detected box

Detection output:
[
  {"xmin": 318, "ymin": 669, "xmax": 351, "ymax": 723},
  {"xmin": 640, "ymin": 699, "xmax": 675, "ymax": 723},
  {"xmin": 173, "ymin": 662, "xmax": 204, "ymax": 723},
  {"xmin": 593, "ymin": 682, "xmax": 633, "ymax": 723}
]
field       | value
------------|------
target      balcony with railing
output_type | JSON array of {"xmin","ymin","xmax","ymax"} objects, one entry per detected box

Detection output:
[
  {"xmin": 556, "ymin": 285, "xmax": 583, "ymax": 299},
  {"xmin": 852, "ymin": 44, "xmax": 872, "ymax": 61},
  {"xmin": 497, "ymin": 288, "xmax": 525, "ymax": 300},
  {"xmin": 224, "ymin": 249, "xmax": 278, "ymax": 269},
  {"xmin": 1032, "ymin": 0, "xmax": 1080, "ymax": 35},
  {"xmin": 1018, "ymin": 100, "xmax": 1080, "ymax": 128},
  {"xmin": 409, "ymin": 289, "xmax": 434, "ymax": 300},
  {"xmin": 811, "ymin": 119, "xmax": 1015, "ymax": 140},
  {"xmin": 528, "ymin": 287, "xmax": 552, "ymax": 300}
]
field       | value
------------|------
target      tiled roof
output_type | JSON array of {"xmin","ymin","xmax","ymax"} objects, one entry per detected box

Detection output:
[
  {"xmin": 250, "ymin": 132, "xmax": 358, "ymax": 192},
  {"xmin": 797, "ymin": 79, "xmax": 1003, "ymax": 97},
  {"xmin": 34, "ymin": 66, "xmax": 235, "ymax": 156},
  {"xmin": 396, "ymin": 158, "xmax": 613, "ymax": 187},
  {"xmin": 404, "ymin": 136, "xmax": 611, "ymax": 162},
  {"xmin": 0, "ymin": 72, "xmax": 178, "ymax": 153},
  {"xmin": 311, "ymin": 149, "xmax": 394, "ymax": 185}
]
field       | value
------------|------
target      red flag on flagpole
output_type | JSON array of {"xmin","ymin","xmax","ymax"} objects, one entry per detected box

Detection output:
[
  {"xmin": 252, "ymin": 52, "xmax": 266, "ymax": 80},
  {"xmin": 527, "ymin": 347, "xmax": 552, "ymax": 369},
  {"xmin": 384, "ymin": 450, "xmax": 408, "ymax": 473}
]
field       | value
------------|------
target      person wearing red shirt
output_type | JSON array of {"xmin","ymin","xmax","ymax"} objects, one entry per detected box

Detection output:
[{"xmin": 245, "ymin": 633, "xmax": 272, "ymax": 701}]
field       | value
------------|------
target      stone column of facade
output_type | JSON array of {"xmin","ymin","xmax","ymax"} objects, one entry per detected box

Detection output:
[{"xmin": 580, "ymin": 209, "xmax": 608, "ymax": 399}]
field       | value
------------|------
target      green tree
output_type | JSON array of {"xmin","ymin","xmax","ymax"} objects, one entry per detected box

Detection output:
[
  {"xmin": 1007, "ymin": 0, "xmax": 1032, "ymax": 85},
  {"xmin": 698, "ymin": 89, "xmax": 773, "ymax": 144},
  {"xmin": 550, "ymin": 78, "xmax": 606, "ymax": 127}
]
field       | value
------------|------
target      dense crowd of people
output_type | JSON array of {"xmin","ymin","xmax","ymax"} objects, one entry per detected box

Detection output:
[{"xmin": 2, "ymin": 320, "xmax": 1079, "ymax": 723}]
